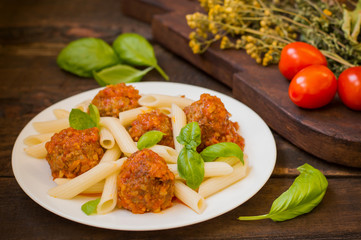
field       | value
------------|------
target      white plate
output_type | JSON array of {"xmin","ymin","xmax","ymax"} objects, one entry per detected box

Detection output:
[{"xmin": 12, "ymin": 82, "xmax": 276, "ymax": 231}]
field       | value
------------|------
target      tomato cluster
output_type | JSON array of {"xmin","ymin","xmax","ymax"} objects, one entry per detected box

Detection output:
[{"xmin": 279, "ymin": 42, "xmax": 361, "ymax": 111}]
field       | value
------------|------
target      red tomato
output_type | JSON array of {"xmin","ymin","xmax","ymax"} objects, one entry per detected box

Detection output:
[
  {"xmin": 338, "ymin": 66, "xmax": 361, "ymax": 111},
  {"xmin": 279, "ymin": 42, "xmax": 327, "ymax": 80},
  {"xmin": 289, "ymin": 65, "xmax": 337, "ymax": 109}
]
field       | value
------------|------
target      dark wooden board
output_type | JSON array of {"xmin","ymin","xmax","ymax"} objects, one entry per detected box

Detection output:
[{"xmin": 122, "ymin": 0, "xmax": 361, "ymax": 168}]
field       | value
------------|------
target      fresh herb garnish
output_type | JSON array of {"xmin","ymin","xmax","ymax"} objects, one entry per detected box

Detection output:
[
  {"xmin": 137, "ymin": 130, "xmax": 165, "ymax": 150},
  {"xmin": 93, "ymin": 65, "xmax": 154, "ymax": 86},
  {"xmin": 81, "ymin": 198, "xmax": 100, "ymax": 215},
  {"xmin": 238, "ymin": 163, "xmax": 328, "ymax": 221},
  {"xmin": 113, "ymin": 33, "xmax": 169, "ymax": 80},
  {"xmin": 69, "ymin": 104, "xmax": 100, "ymax": 130},
  {"xmin": 201, "ymin": 142, "xmax": 243, "ymax": 164},
  {"xmin": 57, "ymin": 38, "xmax": 119, "ymax": 77}
]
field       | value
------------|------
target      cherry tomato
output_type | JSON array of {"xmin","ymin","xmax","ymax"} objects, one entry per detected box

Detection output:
[
  {"xmin": 288, "ymin": 65, "xmax": 337, "ymax": 109},
  {"xmin": 338, "ymin": 66, "xmax": 361, "ymax": 111},
  {"xmin": 279, "ymin": 42, "xmax": 327, "ymax": 80}
]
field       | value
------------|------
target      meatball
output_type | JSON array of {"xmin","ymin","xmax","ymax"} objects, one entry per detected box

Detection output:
[
  {"xmin": 117, "ymin": 149, "xmax": 175, "ymax": 214},
  {"xmin": 128, "ymin": 109, "xmax": 174, "ymax": 148},
  {"xmin": 183, "ymin": 93, "xmax": 245, "ymax": 151},
  {"xmin": 45, "ymin": 127, "xmax": 104, "ymax": 179},
  {"xmin": 91, "ymin": 83, "xmax": 141, "ymax": 117}
]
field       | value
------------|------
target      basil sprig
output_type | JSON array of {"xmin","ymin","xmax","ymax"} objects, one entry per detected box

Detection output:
[
  {"xmin": 177, "ymin": 122, "xmax": 244, "ymax": 189},
  {"xmin": 137, "ymin": 130, "xmax": 165, "ymax": 150},
  {"xmin": 69, "ymin": 104, "xmax": 100, "ymax": 130},
  {"xmin": 238, "ymin": 163, "xmax": 328, "ymax": 221},
  {"xmin": 81, "ymin": 198, "xmax": 100, "ymax": 215}
]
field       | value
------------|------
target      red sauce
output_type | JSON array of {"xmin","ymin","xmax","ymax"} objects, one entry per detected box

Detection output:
[
  {"xmin": 45, "ymin": 127, "xmax": 104, "ymax": 179},
  {"xmin": 128, "ymin": 109, "xmax": 175, "ymax": 148},
  {"xmin": 117, "ymin": 149, "xmax": 175, "ymax": 214},
  {"xmin": 91, "ymin": 83, "xmax": 141, "ymax": 117},
  {"xmin": 184, "ymin": 93, "xmax": 245, "ymax": 151}
]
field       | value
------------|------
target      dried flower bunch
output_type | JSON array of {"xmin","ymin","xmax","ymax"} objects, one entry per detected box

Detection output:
[{"xmin": 186, "ymin": 0, "xmax": 361, "ymax": 75}]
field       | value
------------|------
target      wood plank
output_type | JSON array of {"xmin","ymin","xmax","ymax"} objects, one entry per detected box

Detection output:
[
  {"xmin": 2, "ymin": 178, "xmax": 360, "ymax": 239},
  {"xmin": 121, "ymin": 0, "xmax": 361, "ymax": 168}
]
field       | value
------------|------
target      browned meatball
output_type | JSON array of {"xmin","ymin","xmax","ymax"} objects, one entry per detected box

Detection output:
[
  {"xmin": 91, "ymin": 83, "xmax": 141, "ymax": 117},
  {"xmin": 117, "ymin": 149, "xmax": 175, "ymax": 214},
  {"xmin": 184, "ymin": 93, "xmax": 245, "ymax": 151},
  {"xmin": 128, "ymin": 109, "xmax": 175, "ymax": 148},
  {"xmin": 45, "ymin": 127, "xmax": 104, "ymax": 179}
]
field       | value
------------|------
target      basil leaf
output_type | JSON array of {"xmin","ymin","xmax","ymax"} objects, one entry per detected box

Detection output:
[
  {"xmin": 137, "ymin": 130, "xmax": 165, "ymax": 150},
  {"xmin": 177, "ymin": 148, "xmax": 204, "ymax": 189},
  {"xmin": 112, "ymin": 33, "xmax": 169, "ymax": 80},
  {"xmin": 238, "ymin": 163, "xmax": 328, "ymax": 222},
  {"xmin": 93, "ymin": 64, "xmax": 153, "ymax": 86},
  {"xmin": 69, "ymin": 108, "xmax": 97, "ymax": 130},
  {"xmin": 176, "ymin": 122, "xmax": 201, "ymax": 150},
  {"xmin": 200, "ymin": 142, "xmax": 244, "ymax": 164},
  {"xmin": 81, "ymin": 198, "xmax": 100, "ymax": 215},
  {"xmin": 88, "ymin": 104, "xmax": 100, "ymax": 128},
  {"xmin": 57, "ymin": 38, "xmax": 119, "ymax": 77}
]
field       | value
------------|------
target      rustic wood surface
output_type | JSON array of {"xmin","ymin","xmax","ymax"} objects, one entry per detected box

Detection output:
[
  {"xmin": 122, "ymin": 0, "xmax": 361, "ymax": 168},
  {"xmin": 1, "ymin": 0, "xmax": 361, "ymax": 239}
]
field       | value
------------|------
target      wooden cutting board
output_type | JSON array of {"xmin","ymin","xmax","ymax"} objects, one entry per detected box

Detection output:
[{"xmin": 122, "ymin": 0, "xmax": 361, "ymax": 167}]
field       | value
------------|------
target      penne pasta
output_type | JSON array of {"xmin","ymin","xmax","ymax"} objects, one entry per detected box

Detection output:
[
  {"xmin": 100, "ymin": 145, "xmax": 122, "ymax": 163},
  {"xmin": 118, "ymin": 106, "xmax": 152, "ymax": 126},
  {"xmin": 24, "ymin": 142, "xmax": 47, "ymax": 159},
  {"xmin": 53, "ymin": 109, "xmax": 69, "ymax": 119},
  {"xmin": 215, "ymin": 154, "xmax": 248, "ymax": 166},
  {"xmin": 171, "ymin": 104, "xmax": 187, "ymax": 152},
  {"xmin": 23, "ymin": 133, "xmax": 53, "ymax": 146},
  {"xmin": 75, "ymin": 99, "xmax": 91, "ymax": 112},
  {"xmin": 32, "ymin": 118, "xmax": 69, "ymax": 134},
  {"xmin": 174, "ymin": 180, "xmax": 206, "ymax": 214},
  {"xmin": 148, "ymin": 145, "xmax": 178, "ymax": 163},
  {"xmin": 99, "ymin": 127, "xmax": 115, "ymax": 149},
  {"xmin": 138, "ymin": 94, "xmax": 194, "ymax": 109},
  {"xmin": 54, "ymin": 178, "xmax": 105, "ymax": 194},
  {"xmin": 157, "ymin": 107, "xmax": 172, "ymax": 117},
  {"xmin": 100, "ymin": 117, "xmax": 138, "ymax": 156},
  {"xmin": 48, "ymin": 158, "xmax": 126, "ymax": 199},
  {"xmin": 167, "ymin": 162, "xmax": 233, "ymax": 179},
  {"xmin": 198, "ymin": 159, "xmax": 249, "ymax": 198},
  {"xmin": 97, "ymin": 170, "xmax": 120, "ymax": 214}
]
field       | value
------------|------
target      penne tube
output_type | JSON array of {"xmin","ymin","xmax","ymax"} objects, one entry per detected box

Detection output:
[
  {"xmin": 198, "ymin": 159, "xmax": 249, "ymax": 198},
  {"xmin": 100, "ymin": 117, "xmax": 138, "ymax": 156},
  {"xmin": 54, "ymin": 178, "xmax": 105, "ymax": 194},
  {"xmin": 100, "ymin": 145, "xmax": 122, "ymax": 163},
  {"xmin": 148, "ymin": 145, "xmax": 178, "ymax": 163},
  {"xmin": 167, "ymin": 162, "xmax": 233, "ymax": 179},
  {"xmin": 48, "ymin": 158, "xmax": 126, "ymax": 199},
  {"xmin": 24, "ymin": 142, "xmax": 47, "ymax": 158},
  {"xmin": 32, "ymin": 118, "xmax": 69, "ymax": 133},
  {"xmin": 97, "ymin": 170, "xmax": 120, "ymax": 214},
  {"xmin": 138, "ymin": 94, "xmax": 194, "ymax": 109},
  {"xmin": 75, "ymin": 99, "xmax": 91, "ymax": 112},
  {"xmin": 215, "ymin": 154, "xmax": 248, "ymax": 166},
  {"xmin": 174, "ymin": 180, "xmax": 206, "ymax": 214},
  {"xmin": 158, "ymin": 107, "xmax": 172, "ymax": 117},
  {"xmin": 99, "ymin": 127, "xmax": 115, "ymax": 149},
  {"xmin": 53, "ymin": 109, "xmax": 69, "ymax": 119},
  {"xmin": 171, "ymin": 104, "xmax": 187, "ymax": 152},
  {"xmin": 118, "ymin": 106, "xmax": 152, "ymax": 126},
  {"xmin": 23, "ymin": 133, "xmax": 53, "ymax": 146}
]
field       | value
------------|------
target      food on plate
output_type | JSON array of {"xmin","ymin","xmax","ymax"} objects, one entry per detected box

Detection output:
[
  {"xmin": 117, "ymin": 149, "xmax": 175, "ymax": 214},
  {"xmin": 91, "ymin": 83, "xmax": 141, "ymax": 117},
  {"xmin": 337, "ymin": 66, "xmax": 361, "ymax": 111},
  {"xmin": 128, "ymin": 109, "xmax": 174, "ymax": 148},
  {"xmin": 288, "ymin": 65, "xmax": 337, "ymax": 109},
  {"xmin": 184, "ymin": 93, "xmax": 245, "ymax": 152},
  {"xmin": 45, "ymin": 127, "xmax": 104, "ymax": 179}
]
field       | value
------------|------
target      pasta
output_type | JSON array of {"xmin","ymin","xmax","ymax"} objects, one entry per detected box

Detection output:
[
  {"xmin": 23, "ymin": 133, "xmax": 53, "ymax": 146},
  {"xmin": 167, "ymin": 162, "xmax": 233, "ymax": 179},
  {"xmin": 99, "ymin": 127, "xmax": 115, "ymax": 149},
  {"xmin": 138, "ymin": 94, "xmax": 194, "ymax": 109},
  {"xmin": 24, "ymin": 141, "xmax": 47, "ymax": 159},
  {"xmin": 118, "ymin": 106, "xmax": 152, "ymax": 126},
  {"xmin": 53, "ymin": 109, "xmax": 69, "ymax": 119},
  {"xmin": 171, "ymin": 104, "xmax": 187, "ymax": 152},
  {"xmin": 32, "ymin": 118, "xmax": 69, "ymax": 133},
  {"xmin": 54, "ymin": 178, "xmax": 105, "ymax": 194},
  {"xmin": 97, "ymin": 170, "xmax": 120, "ymax": 214},
  {"xmin": 148, "ymin": 145, "xmax": 178, "ymax": 164},
  {"xmin": 174, "ymin": 180, "xmax": 206, "ymax": 214}
]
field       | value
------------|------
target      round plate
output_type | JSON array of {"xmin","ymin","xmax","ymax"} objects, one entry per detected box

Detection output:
[{"xmin": 12, "ymin": 82, "xmax": 276, "ymax": 231}]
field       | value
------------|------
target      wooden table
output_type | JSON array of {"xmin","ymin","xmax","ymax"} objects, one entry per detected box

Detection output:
[{"xmin": 1, "ymin": 1, "xmax": 360, "ymax": 239}]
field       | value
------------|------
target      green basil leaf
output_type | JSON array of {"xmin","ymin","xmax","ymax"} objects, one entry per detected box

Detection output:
[
  {"xmin": 176, "ymin": 122, "xmax": 201, "ymax": 150},
  {"xmin": 81, "ymin": 198, "xmax": 100, "ymax": 215},
  {"xmin": 200, "ymin": 142, "xmax": 243, "ymax": 164},
  {"xmin": 177, "ymin": 148, "xmax": 204, "ymax": 189},
  {"xmin": 69, "ymin": 108, "xmax": 97, "ymax": 130},
  {"xmin": 93, "ymin": 64, "xmax": 153, "ymax": 86},
  {"xmin": 88, "ymin": 104, "xmax": 100, "ymax": 128},
  {"xmin": 112, "ymin": 33, "xmax": 169, "ymax": 80},
  {"xmin": 57, "ymin": 38, "xmax": 119, "ymax": 77},
  {"xmin": 238, "ymin": 163, "xmax": 328, "ymax": 222},
  {"xmin": 137, "ymin": 130, "xmax": 165, "ymax": 150}
]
